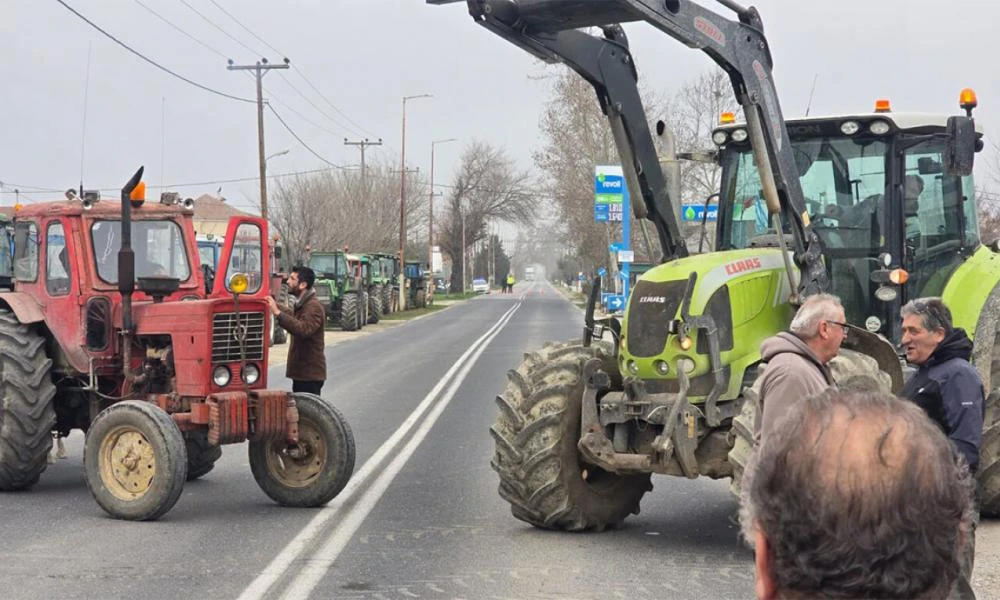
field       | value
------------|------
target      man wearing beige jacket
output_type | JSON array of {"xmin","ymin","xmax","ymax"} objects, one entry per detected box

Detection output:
[{"xmin": 756, "ymin": 293, "xmax": 847, "ymax": 441}]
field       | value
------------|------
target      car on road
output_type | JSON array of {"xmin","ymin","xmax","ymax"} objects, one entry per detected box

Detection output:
[{"xmin": 472, "ymin": 277, "xmax": 489, "ymax": 294}]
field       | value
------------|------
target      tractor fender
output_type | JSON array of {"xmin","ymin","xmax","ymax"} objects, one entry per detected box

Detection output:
[
  {"xmin": 0, "ymin": 292, "xmax": 45, "ymax": 324},
  {"xmin": 971, "ymin": 279, "xmax": 1000, "ymax": 391},
  {"xmin": 839, "ymin": 327, "xmax": 903, "ymax": 393}
]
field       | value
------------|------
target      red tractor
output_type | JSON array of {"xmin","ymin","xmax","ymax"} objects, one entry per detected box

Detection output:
[{"xmin": 0, "ymin": 167, "xmax": 355, "ymax": 520}]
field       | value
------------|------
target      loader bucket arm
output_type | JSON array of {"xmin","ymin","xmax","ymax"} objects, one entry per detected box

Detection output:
[{"xmin": 430, "ymin": 0, "xmax": 829, "ymax": 295}]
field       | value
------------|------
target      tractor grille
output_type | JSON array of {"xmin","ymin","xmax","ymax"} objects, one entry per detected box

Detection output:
[
  {"xmin": 212, "ymin": 312, "xmax": 265, "ymax": 363},
  {"xmin": 626, "ymin": 279, "xmax": 688, "ymax": 357}
]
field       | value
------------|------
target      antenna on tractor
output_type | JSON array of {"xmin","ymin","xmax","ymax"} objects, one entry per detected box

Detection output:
[
  {"xmin": 79, "ymin": 42, "xmax": 93, "ymax": 200},
  {"xmin": 804, "ymin": 73, "xmax": 818, "ymax": 117}
]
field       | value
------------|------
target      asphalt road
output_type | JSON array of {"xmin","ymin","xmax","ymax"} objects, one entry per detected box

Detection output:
[{"xmin": 8, "ymin": 281, "xmax": 992, "ymax": 599}]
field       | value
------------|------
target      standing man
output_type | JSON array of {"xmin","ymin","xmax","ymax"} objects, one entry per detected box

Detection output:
[
  {"xmin": 265, "ymin": 266, "xmax": 326, "ymax": 395},
  {"xmin": 900, "ymin": 297, "xmax": 983, "ymax": 600},
  {"xmin": 505, "ymin": 272, "xmax": 515, "ymax": 294},
  {"xmin": 756, "ymin": 293, "xmax": 847, "ymax": 440}
]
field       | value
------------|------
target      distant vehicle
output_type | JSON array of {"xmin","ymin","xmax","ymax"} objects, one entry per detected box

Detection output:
[
  {"xmin": 433, "ymin": 277, "xmax": 448, "ymax": 294},
  {"xmin": 471, "ymin": 277, "xmax": 489, "ymax": 294},
  {"xmin": 524, "ymin": 266, "xmax": 535, "ymax": 281}
]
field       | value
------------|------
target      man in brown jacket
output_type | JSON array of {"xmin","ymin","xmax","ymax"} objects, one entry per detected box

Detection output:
[
  {"xmin": 756, "ymin": 293, "xmax": 846, "ymax": 441},
  {"xmin": 265, "ymin": 266, "xmax": 327, "ymax": 395}
]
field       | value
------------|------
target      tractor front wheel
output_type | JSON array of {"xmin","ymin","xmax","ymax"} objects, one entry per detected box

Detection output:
[
  {"xmin": 416, "ymin": 289, "xmax": 426, "ymax": 308},
  {"xmin": 249, "ymin": 393, "xmax": 355, "ymax": 507},
  {"xmin": 490, "ymin": 341, "xmax": 651, "ymax": 531},
  {"xmin": 0, "ymin": 311, "xmax": 56, "ymax": 491},
  {"xmin": 84, "ymin": 401, "xmax": 187, "ymax": 521},
  {"xmin": 382, "ymin": 285, "xmax": 392, "ymax": 315}
]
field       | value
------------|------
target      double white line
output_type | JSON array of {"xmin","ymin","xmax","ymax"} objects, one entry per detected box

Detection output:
[{"xmin": 240, "ymin": 301, "xmax": 523, "ymax": 600}]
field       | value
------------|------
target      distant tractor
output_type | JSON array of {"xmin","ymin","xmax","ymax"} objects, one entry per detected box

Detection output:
[
  {"xmin": 404, "ymin": 260, "xmax": 429, "ymax": 308},
  {"xmin": 309, "ymin": 250, "xmax": 364, "ymax": 331},
  {"xmin": 0, "ymin": 167, "xmax": 355, "ymax": 520}
]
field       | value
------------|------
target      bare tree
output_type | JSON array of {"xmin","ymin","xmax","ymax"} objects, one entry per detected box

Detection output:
[
  {"xmin": 270, "ymin": 157, "xmax": 426, "ymax": 265},
  {"xmin": 437, "ymin": 141, "xmax": 537, "ymax": 293}
]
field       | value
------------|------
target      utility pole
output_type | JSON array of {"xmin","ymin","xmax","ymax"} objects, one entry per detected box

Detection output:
[
  {"xmin": 344, "ymin": 137, "xmax": 382, "ymax": 193},
  {"xmin": 399, "ymin": 94, "xmax": 432, "ymax": 310},
  {"xmin": 429, "ymin": 137, "xmax": 456, "ymax": 278},
  {"xmin": 227, "ymin": 57, "xmax": 289, "ymax": 220}
]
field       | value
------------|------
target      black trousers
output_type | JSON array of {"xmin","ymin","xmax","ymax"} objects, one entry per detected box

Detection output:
[{"xmin": 292, "ymin": 380, "xmax": 324, "ymax": 395}]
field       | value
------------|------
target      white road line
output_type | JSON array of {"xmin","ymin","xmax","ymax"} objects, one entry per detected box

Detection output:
[
  {"xmin": 238, "ymin": 302, "xmax": 521, "ymax": 600},
  {"xmin": 279, "ymin": 303, "xmax": 521, "ymax": 600}
]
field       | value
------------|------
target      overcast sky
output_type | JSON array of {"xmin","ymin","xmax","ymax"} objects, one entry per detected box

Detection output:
[{"xmin": 2, "ymin": 0, "xmax": 998, "ymax": 215}]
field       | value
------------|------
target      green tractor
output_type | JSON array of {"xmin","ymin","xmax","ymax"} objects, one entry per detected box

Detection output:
[
  {"xmin": 345, "ymin": 253, "xmax": 371, "ymax": 326},
  {"xmin": 404, "ymin": 260, "xmax": 429, "ymax": 309},
  {"xmin": 436, "ymin": 0, "xmax": 1000, "ymax": 530},
  {"xmin": 369, "ymin": 253, "xmax": 397, "ymax": 316},
  {"xmin": 360, "ymin": 253, "xmax": 384, "ymax": 324},
  {"xmin": 308, "ymin": 250, "xmax": 364, "ymax": 332}
]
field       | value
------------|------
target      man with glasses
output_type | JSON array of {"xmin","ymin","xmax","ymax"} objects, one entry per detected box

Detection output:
[
  {"xmin": 899, "ymin": 297, "xmax": 982, "ymax": 600},
  {"xmin": 756, "ymin": 293, "xmax": 847, "ymax": 441}
]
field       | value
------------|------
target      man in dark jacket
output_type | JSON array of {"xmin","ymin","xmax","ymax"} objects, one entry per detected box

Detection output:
[
  {"xmin": 899, "ymin": 297, "xmax": 983, "ymax": 600},
  {"xmin": 266, "ymin": 266, "xmax": 326, "ymax": 395},
  {"xmin": 756, "ymin": 293, "xmax": 846, "ymax": 440}
]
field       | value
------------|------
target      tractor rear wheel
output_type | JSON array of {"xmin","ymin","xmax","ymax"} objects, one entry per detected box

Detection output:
[
  {"xmin": 249, "ymin": 393, "xmax": 355, "ymax": 507},
  {"xmin": 0, "ymin": 311, "xmax": 56, "ymax": 491},
  {"xmin": 416, "ymin": 289, "xmax": 426, "ymax": 308},
  {"xmin": 184, "ymin": 430, "xmax": 222, "ymax": 481},
  {"xmin": 359, "ymin": 292, "xmax": 369, "ymax": 329},
  {"xmin": 84, "ymin": 400, "xmax": 187, "ymax": 521},
  {"xmin": 368, "ymin": 286, "xmax": 382, "ymax": 324},
  {"xmin": 339, "ymin": 293, "xmax": 360, "ymax": 331},
  {"xmin": 490, "ymin": 340, "xmax": 651, "ymax": 531},
  {"xmin": 382, "ymin": 285, "xmax": 392, "ymax": 315}
]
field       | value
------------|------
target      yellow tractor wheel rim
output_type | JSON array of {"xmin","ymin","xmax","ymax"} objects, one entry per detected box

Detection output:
[
  {"xmin": 99, "ymin": 425, "xmax": 156, "ymax": 501},
  {"xmin": 264, "ymin": 421, "xmax": 327, "ymax": 488}
]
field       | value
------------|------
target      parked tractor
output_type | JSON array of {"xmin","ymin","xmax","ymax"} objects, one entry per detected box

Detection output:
[
  {"xmin": 309, "ymin": 250, "xmax": 364, "ymax": 331},
  {"xmin": 434, "ymin": 0, "xmax": 1000, "ymax": 530},
  {"xmin": 345, "ymin": 253, "xmax": 371, "ymax": 325},
  {"xmin": 404, "ymin": 260, "xmax": 429, "ymax": 309},
  {"xmin": 369, "ymin": 253, "xmax": 397, "ymax": 315},
  {"xmin": 0, "ymin": 167, "xmax": 355, "ymax": 520}
]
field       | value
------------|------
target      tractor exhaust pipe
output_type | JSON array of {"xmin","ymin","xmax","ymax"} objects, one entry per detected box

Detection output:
[{"xmin": 119, "ymin": 166, "xmax": 144, "ymax": 389}]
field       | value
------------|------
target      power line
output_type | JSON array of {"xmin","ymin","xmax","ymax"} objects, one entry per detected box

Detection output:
[
  {"xmin": 292, "ymin": 66, "xmax": 379, "ymax": 140},
  {"xmin": 276, "ymin": 72, "xmax": 363, "ymax": 137},
  {"xmin": 265, "ymin": 88, "xmax": 346, "ymax": 138},
  {"xmin": 207, "ymin": 0, "xmax": 284, "ymax": 56},
  {"xmin": 55, "ymin": 0, "xmax": 255, "ymax": 104},
  {"xmin": 266, "ymin": 103, "xmax": 342, "ymax": 168},
  {"xmin": 133, "ymin": 0, "xmax": 229, "ymax": 61},
  {"xmin": 175, "ymin": 0, "xmax": 266, "ymax": 58}
]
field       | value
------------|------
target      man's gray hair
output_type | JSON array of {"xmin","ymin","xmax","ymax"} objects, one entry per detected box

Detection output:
[
  {"xmin": 901, "ymin": 297, "xmax": 954, "ymax": 334},
  {"xmin": 740, "ymin": 389, "xmax": 975, "ymax": 599},
  {"xmin": 788, "ymin": 293, "xmax": 842, "ymax": 338}
]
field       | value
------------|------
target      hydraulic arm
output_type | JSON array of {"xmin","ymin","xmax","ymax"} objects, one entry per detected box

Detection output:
[{"xmin": 429, "ymin": 0, "xmax": 829, "ymax": 296}]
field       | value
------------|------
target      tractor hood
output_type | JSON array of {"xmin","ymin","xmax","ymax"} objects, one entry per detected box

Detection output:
[{"xmin": 619, "ymin": 248, "xmax": 796, "ymax": 402}]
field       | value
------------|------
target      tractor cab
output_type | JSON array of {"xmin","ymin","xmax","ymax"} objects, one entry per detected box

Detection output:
[{"xmin": 713, "ymin": 101, "xmax": 984, "ymax": 342}]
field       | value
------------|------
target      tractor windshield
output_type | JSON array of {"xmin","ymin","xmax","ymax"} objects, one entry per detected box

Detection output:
[
  {"xmin": 198, "ymin": 242, "xmax": 218, "ymax": 269},
  {"xmin": 91, "ymin": 220, "xmax": 191, "ymax": 284},
  {"xmin": 719, "ymin": 136, "xmax": 889, "ymax": 252},
  {"xmin": 309, "ymin": 254, "xmax": 344, "ymax": 278}
]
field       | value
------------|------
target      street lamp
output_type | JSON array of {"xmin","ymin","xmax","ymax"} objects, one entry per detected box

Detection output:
[
  {"xmin": 399, "ymin": 93, "xmax": 432, "ymax": 310},
  {"xmin": 429, "ymin": 137, "xmax": 457, "ymax": 277},
  {"xmin": 262, "ymin": 149, "xmax": 290, "ymax": 216}
]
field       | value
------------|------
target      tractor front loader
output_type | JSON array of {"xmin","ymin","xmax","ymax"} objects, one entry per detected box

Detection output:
[
  {"xmin": 433, "ymin": 0, "xmax": 999, "ymax": 531},
  {"xmin": 0, "ymin": 167, "xmax": 355, "ymax": 520}
]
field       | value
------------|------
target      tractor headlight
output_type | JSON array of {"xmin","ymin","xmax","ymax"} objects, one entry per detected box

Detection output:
[
  {"xmin": 626, "ymin": 359, "xmax": 639, "ymax": 375},
  {"xmin": 730, "ymin": 128, "xmax": 748, "ymax": 142},
  {"xmin": 213, "ymin": 366, "xmax": 231, "ymax": 387},
  {"xmin": 241, "ymin": 363, "xmax": 260, "ymax": 384},
  {"xmin": 711, "ymin": 131, "xmax": 728, "ymax": 146},
  {"xmin": 869, "ymin": 120, "xmax": 890, "ymax": 135},
  {"xmin": 840, "ymin": 120, "xmax": 860, "ymax": 135},
  {"xmin": 654, "ymin": 360, "xmax": 670, "ymax": 375}
]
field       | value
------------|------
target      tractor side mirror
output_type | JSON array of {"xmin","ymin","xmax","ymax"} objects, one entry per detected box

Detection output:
[{"xmin": 944, "ymin": 116, "xmax": 976, "ymax": 176}]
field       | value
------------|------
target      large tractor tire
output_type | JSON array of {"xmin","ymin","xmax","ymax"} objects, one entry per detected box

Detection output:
[
  {"xmin": 0, "ymin": 312, "xmax": 56, "ymax": 491},
  {"xmin": 359, "ymin": 292, "xmax": 369, "ymax": 329},
  {"xmin": 269, "ymin": 313, "xmax": 288, "ymax": 346},
  {"xmin": 490, "ymin": 340, "xmax": 651, "ymax": 531},
  {"xmin": 249, "ymin": 393, "xmax": 355, "ymax": 507},
  {"xmin": 382, "ymin": 286, "xmax": 392, "ymax": 315},
  {"xmin": 339, "ymin": 293, "xmax": 361, "ymax": 331},
  {"xmin": 727, "ymin": 389, "xmax": 758, "ymax": 502},
  {"xmin": 84, "ymin": 400, "xmax": 187, "ymax": 521},
  {"xmin": 368, "ymin": 286, "xmax": 382, "ymax": 324},
  {"xmin": 184, "ymin": 430, "xmax": 222, "ymax": 481},
  {"xmin": 972, "ymin": 288, "xmax": 1000, "ymax": 517},
  {"xmin": 416, "ymin": 289, "xmax": 426, "ymax": 308}
]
